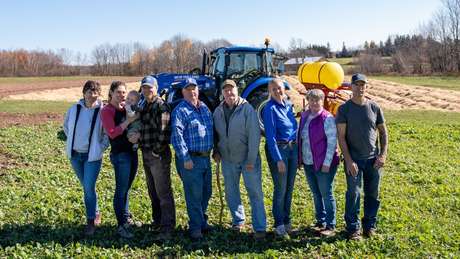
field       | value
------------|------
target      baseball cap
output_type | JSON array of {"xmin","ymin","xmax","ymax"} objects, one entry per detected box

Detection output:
[
  {"xmin": 351, "ymin": 73, "xmax": 368, "ymax": 84},
  {"xmin": 141, "ymin": 76, "xmax": 158, "ymax": 88},
  {"xmin": 182, "ymin": 77, "xmax": 198, "ymax": 88},
  {"xmin": 222, "ymin": 79, "xmax": 237, "ymax": 88}
]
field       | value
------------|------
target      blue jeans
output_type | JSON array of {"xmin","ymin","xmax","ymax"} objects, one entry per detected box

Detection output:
[
  {"xmin": 304, "ymin": 164, "xmax": 337, "ymax": 228},
  {"xmin": 265, "ymin": 143, "xmax": 298, "ymax": 227},
  {"xmin": 176, "ymin": 156, "xmax": 212, "ymax": 233},
  {"xmin": 110, "ymin": 151, "xmax": 138, "ymax": 226},
  {"xmin": 221, "ymin": 156, "xmax": 266, "ymax": 232},
  {"xmin": 344, "ymin": 158, "xmax": 382, "ymax": 232},
  {"xmin": 70, "ymin": 152, "xmax": 102, "ymax": 220}
]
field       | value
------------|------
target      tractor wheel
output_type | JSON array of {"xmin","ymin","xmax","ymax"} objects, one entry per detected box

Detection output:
[{"xmin": 247, "ymin": 88, "xmax": 269, "ymax": 133}]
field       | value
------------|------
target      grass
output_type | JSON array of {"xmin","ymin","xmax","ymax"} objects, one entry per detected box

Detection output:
[
  {"xmin": 0, "ymin": 109, "xmax": 459, "ymax": 257},
  {"xmin": 371, "ymin": 75, "xmax": 460, "ymax": 91},
  {"xmin": 0, "ymin": 76, "xmax": 140, "ymax": 85},
  {"xmin": 0, "ymin": 100, "xmax": 72, "ymax": 114}
]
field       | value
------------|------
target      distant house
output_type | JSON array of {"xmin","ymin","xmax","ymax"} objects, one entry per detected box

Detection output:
[{"xmin": 284, "ymin": 56, "xmax": 323, "ymax": 73}]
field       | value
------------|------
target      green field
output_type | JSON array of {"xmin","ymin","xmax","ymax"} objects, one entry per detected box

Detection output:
[
  {"xmin": 370, "ymin": 75, "xmax": 460, "ymax": 91},
  {"xmin": 0, "ymin": 107, "xmax": 459, "ymax": 257},
  {"xmin": 0, "ymin": 100, "xmax": 72, "ymax": 114}
]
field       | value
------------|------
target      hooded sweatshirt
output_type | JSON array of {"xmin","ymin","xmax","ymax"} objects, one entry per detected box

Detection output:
[{"xmin": 63, "ymin": 99, "xmax": 109, "ymax": 162}]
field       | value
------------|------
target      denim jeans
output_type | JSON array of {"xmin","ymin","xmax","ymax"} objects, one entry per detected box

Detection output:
[
  {"xmin": 304, "ymin": 164, "xmax": 337, "ymax": 228},
  {"xmin": 265, "ymin": 143, "xmax": 298, "ymax": 227},
  {"xmin": 70, "ymin": 152, "xmax": 102, "ymax": 220},
  {"xmin": 344, "ymin": 158, "xmax": 382, "ymax": 232},
  {"xmin": 176, "ymin": 156, "xmax": 212, "ymax": 233},
  {"xmin": 110, "ymin": 151, "xmax": 138, "ymax": 226},
  {"xmin": 221, "ymin": 156, "xmax": 266, "ymax": 232}
]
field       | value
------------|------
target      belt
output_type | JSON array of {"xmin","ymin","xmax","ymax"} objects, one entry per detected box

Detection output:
[
  {"xmin": 189, "ymin": 151, "xmax": 211, "ymax": 157},
  {"xmin": 276, "ymin": 140, "xmax": 297, "ymax": 148}
]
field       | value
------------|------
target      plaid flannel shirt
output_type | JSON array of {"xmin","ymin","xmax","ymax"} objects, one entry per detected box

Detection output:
[
  {"xmin": 171, "ymin": 100, "xmax": 213, "ymax": 162},
  {"xmin": 140, "ymin": 96, "xmax": 171, "ymax": 152}
]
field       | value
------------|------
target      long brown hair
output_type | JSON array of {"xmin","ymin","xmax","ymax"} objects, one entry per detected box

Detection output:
[{"xmin": 108, "ymin": 81, "xmax": 126, "ymax": 101}]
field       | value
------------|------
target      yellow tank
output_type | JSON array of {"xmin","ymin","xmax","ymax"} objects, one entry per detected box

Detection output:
[{"xmin": 297, "ymin": 61, "xmax": 344, "ymax": 90}]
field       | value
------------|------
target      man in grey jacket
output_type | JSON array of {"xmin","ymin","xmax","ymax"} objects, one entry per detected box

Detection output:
[{"xmin": 212, "ymin": 79, "xmax": 267, "ymax": 240}]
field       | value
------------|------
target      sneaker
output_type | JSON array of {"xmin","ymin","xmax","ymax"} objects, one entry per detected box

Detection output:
[
  {"xmin": 284, "ymin": 223, "xmax": 296, "ymax": 234},
  {"xmin": 348, "ymin": 230, "xmax": 362, "ymax": 241},
  {"xmin": 94, "ymin": 212, "xmax": 101, "ymax": 226},
  {"xmin": 117, "ymin": 224, "xmax": 134, "ymax": 239},
  {"xmin": 311, "ymin": 222, "xmax": 326, "ymax": 232},
  {"xmin": 254, "ymin": 231, "xmax": 266, "ymax": 241},
  {"xmin": 126, "ymin": 215, "xmax": 142, "ymax": 227},
  {"xmin": 84, "ymin": 220, "xmax": 96, "ymax": 236},
  {"xmin": 363, "ymin": 228, "xmax": 376, "ymax": 238},
  {"xmin": 153, "ymin": 231, "xmax": 173, "ymax": 241},
  {"xmin": 319, "ymin": 227, "xmax": 336, "ymax": 237},
  {"xmin": 231, "ymin": 224, "xmax": 244, "ymax": 232},
  {"xmin": 274, "ymin": 225, "xmax": 290, "ymax": 240}
]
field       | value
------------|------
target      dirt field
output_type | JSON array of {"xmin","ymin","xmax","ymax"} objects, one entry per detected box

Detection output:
[
  {"xmin": 5, "ymin": 76, "xmax": 460, "ymax": 112},
  {"xmin": 284, "ymin": 76, "xmax": 460, "ymax": 112},
  {"xmin": 0, "ymin": 77, "xmax": 140, "ymax": 99}
]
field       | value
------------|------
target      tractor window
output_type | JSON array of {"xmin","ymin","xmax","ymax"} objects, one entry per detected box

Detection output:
[
  {"xmin": 214, "ymin": 54, "xmax": 225, "ymax": 75},
  {"xmin": 227, "ymin": 52, "xmax": 262, "ymax": 79}
]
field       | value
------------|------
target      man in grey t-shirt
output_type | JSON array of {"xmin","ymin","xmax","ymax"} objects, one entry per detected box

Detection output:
[{"xmin": 336, "ymin": 73, "xmax": 388, "ymax": 240}]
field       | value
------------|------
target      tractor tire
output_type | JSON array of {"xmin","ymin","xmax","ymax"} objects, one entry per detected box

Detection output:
[{"xmin": 247, "ymin": 88, "xmax": 269, "ymax": 134}]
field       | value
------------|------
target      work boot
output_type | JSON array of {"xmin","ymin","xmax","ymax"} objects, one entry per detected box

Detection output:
[
  {"xmin": 347, "ymin": 230, "xmax": 362, "ymax": 241},
  {"xmin": 254, "ymin": 231, "xmax": 266, "ymax": 241},
  {"xmin": 363, "ymin": 228, "xmax": 376, "ymax": 238},
  {"xmin": 153, "ymin": 231, "xmax": 173, "ymax": 241},
  {"xmin": 319, "ymin": 227, "xmax": 336, "ymax": 237},
  {"xmin": 231, "ymin": 224, "xmax": 244, "ymax": 232}
]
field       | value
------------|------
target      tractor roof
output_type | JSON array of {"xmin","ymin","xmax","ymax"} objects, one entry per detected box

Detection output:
[{"xmin": 212, "ymin": 46, "xmax": 275, "ymax": 53}]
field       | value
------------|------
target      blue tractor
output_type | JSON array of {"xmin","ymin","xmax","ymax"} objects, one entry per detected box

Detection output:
[{"xmin": 151, "ymin": 40, "xmax": 287, "ymax": 127}]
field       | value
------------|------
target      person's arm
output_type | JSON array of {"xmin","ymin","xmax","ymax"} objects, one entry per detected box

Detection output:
[
  {"xmin": 63, "ymin": 106, "xmax": 71, "ymax": 137},
  {"xmin": 322, "ymin": 116, "xmax": 337, "ymax": 171},
  {"xmin": 171, "ymin": 109, "xmax": 190, "ymax": 162},
  {"xmin": 212, "ymin": 110, "xmax": 221, "ymax": 162},
  {"xmin": 337, "ymin": 123, "xmax": 358, "ymax": 176},
  {"xmin": 157, "ymin": 103, "xmax": 171, "ymax": 147},
  {"xmin": 101, "ymin": 106, "xmax": 131, "ymax": 139},
  {"xmin": 374, "ymin": 123, "xmax": 388, "ymax": 169},
  {"xmin": 246, "ymin": 104, "xmax": 261, "ymax": 169},
  {"xmin": 262, "ymin": 106, "xmax": 282, "ymax": 162}
]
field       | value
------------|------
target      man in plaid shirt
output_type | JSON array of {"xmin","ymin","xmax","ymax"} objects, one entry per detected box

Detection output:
[
  {"xmin": 171, "ymin": 77, "xmax": 214, "ymax": 241},
  {"xmin": 139, "ymin": 76, "xmax": 176, "ymax": 241}
]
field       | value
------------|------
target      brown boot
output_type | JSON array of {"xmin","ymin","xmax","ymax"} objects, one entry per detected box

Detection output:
[{"xmin": 84, "ymin": 219, "xmax": 96, "ymax": 236}]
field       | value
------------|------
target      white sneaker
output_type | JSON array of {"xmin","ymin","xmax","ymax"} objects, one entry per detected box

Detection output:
[
  {"xmin": 285, "ymin": 223, "xmax": 292, "ymax": 233},
  {"xmin": 117, "ymin": 224, "xmax": 134, "ymax": 239},
  {"xmin": 274, "ymin": 224, "xmax": 290, "ymax": 240}
]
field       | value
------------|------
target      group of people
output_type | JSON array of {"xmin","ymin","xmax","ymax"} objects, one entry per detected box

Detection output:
[{"xmin": 63, "ymin": 73, "xmax": 388, "ymax": 242}]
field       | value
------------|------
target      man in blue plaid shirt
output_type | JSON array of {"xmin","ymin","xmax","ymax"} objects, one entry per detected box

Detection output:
[{"xmin": 171, "ymin": 77, "xmax": 214, "ymax": 241}]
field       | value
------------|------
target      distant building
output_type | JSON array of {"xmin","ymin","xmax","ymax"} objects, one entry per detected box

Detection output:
[{"xmin": 284, "ymin": 56, "xmax": 323, "ymax": 73}]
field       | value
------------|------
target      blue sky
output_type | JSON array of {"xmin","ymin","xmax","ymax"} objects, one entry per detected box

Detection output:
[{"xmin": 0, "ymin": 0, "xmax": 440, "ymax": 54}]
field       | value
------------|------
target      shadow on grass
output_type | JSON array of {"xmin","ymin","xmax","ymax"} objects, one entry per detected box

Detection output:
[{"xmin": 0, "ymin": 223, "xmax": 348, "ymax": 255}]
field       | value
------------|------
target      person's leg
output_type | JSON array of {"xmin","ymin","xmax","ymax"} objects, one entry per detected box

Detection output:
[
  {"xmin": 266, "ymin": 144, "xmax": 287, "ymax": 228},
  {"xmin": 344, "ymin": 161, "xmax": 364, "ymax": 233},
  {"xmin": 362, "ymin": 158, "xmax": 382, "ymax": 231},
  {"xmin": 221, "ymin": 159, "xmax": 245, "ymax": 227},
  {"xmin": 177, "ymin": 156, "xmax": 204, "ymax": 234},
  {"xmin": 150, "ymin": 147, "xmax": 176, "ymax": 231},
  {"xmin": 304, "ymin": 164, "xmax": 326, "ymax": 227},
  {"xmin": 124, "ymin": 151, "xmax": 138, "ymax": 218},
  {"xmin": 111, "ymin": 152, "xmax": 133, "ymax": 226},
  {"xmin": 242, "ymin": 156, "xmax": 266, "ymax": 232},
  {"xmin": 142, "ymin": 150, "xmax": 162, "ymax": 226},
  {"xmin": 82, "ymin": 158, "xmax": 102, "ymax": 220},
  {"xmin": 283, "ymin": 145, "xmax": 298, "ymax": 226},
  {"xmin": 201, "ymin": 157, "xmax": 213, "ymax": 229},
  {"xmin": 316, "ymin": 165, "xmax": 338, "ymax": 229}
]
